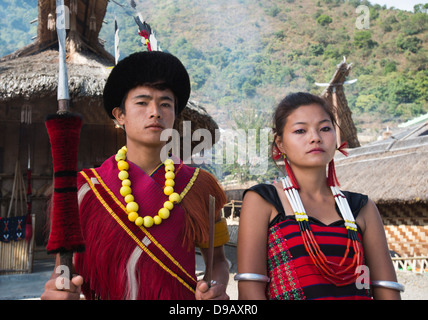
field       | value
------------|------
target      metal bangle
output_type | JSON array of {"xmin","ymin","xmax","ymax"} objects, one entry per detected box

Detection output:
[
  {"xmin": 234, "ymin": 273, "xmax": 270, "ymax": 283},
  {"xmin": 371, "ymin": 280, "xmax": 405, "ymax": 292}
]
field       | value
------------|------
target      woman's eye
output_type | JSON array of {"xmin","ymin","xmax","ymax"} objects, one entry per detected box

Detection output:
[
  {"xmin": 293, "ymin": 129, "xmax": 305, "ymax": 134},
  {"xmin": 321, "ymin": 126, "xmax": 332, "ymax": 132}
]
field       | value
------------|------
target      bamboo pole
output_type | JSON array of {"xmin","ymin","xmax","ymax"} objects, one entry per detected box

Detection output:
[
  {"xmin": 332, "ymin": 87, "xmax": 342, "ymax": 147},
  {"xmin": 26, "ymin": 213, "xmax": 36, "ymax": 273},
  {"xmin": 7, "ymin": 162, "xmax": 18, "ymax": 218},
  {"xmin": 1, "ymin": 157, "xmax": 31, "ymax": 274}
]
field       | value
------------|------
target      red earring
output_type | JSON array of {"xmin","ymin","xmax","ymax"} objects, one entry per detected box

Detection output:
[
  {"xmin": 327, "ymin": 159, "xmax": 339, "ymax": 187},
  {"xmin": 272, "ymin": 145, "xmax": 282, "ymax": 161},
  {"xmin": 284, "ymin": 155, "xmax": 300, "ymax": 190},
  {"xmin": 327, "ymin": 141, "xmax": 349, "ymax": 187},
  {"xmin": 273, "ymin": 143, "xmax": 300, "ymax": 189}
]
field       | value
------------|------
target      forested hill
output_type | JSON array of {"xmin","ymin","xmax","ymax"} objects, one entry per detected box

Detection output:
[{"xmin": 1, "ymin": 0, "xmax": 427, "ymax": 132}]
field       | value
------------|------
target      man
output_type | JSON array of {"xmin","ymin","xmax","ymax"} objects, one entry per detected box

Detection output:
[{"xmin": 41, "ymin": 51, "xmax": 230, "ymax": 300}]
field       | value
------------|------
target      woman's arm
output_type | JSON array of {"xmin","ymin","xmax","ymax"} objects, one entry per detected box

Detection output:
[
  {"xmin": 358, "ymin": 199, "xmax": 401, "ymax": 300},
  {"xmin": 236, "ymin": 191, "xmax": 273, "ymax": 300}
]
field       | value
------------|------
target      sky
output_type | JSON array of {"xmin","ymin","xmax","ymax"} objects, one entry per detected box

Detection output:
[{"xmin": 369, "ymin": 0, "xmax": 428, "ymax": 11}]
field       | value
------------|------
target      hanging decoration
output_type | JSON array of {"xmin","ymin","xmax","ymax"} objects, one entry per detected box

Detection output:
[
  {"xmin": 114, "ymin": 17, "xmax": 120, "ymax": 65},
  {"xmin": 110, "ymin": 0, "xmax": 161, "ymax": 54},
  {"xmin": 135, "ymin": 15, "xmax": 153, "ymax": 51}
]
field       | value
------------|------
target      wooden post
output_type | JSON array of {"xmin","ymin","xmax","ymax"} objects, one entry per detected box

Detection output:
[{"xmin": 332, "ymin": 87, "xmax": 341, "ymax": 147}]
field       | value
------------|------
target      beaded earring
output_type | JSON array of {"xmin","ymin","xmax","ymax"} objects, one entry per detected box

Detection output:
[
  {"xmin": 284, "ymin": 155, "xmax": 300, "ymax": 190},
  {"xmin": 327, "ymin": 142, "xmax": 349, "ymax": 187},
  {"xmin": 272, "ymin": 144, "xmax": 300, "ymax": 190}
]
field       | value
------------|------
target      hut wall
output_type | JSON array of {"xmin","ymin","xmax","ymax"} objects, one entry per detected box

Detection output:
[
  {"xmin": 223, "ymin": 189, "xmax": 245, "ymax": 218},
  {"xmin": 0, "ymin": 97, "xmax": 125, "ymax": 248},
  {"xmin": 379, "ymin": 202, "xmax": 428, "ymax": 257}
]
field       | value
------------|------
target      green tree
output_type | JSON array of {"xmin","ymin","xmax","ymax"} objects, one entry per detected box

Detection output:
[
  {"xmin": 309, "ymin": 43, "xmax": 324, "ymax": 56},
  {"xmin": 316, "ymin": 14, "xmax": 333, "ymax": 26},
  {"xmin": 353, "ymin": 30, "xmax": 377, "ymax": 49},
  {"xmin": 387, "ymin": 76, "xmax": 420, "ymax": 105},
  {"xmin": 403, "ymin": 12, "xmax": 428, "ymax": 35},
  {"xmin": 355, "ymin": 94, "xmax": 380, "ymax": 113},
  {"xmin": 396, "ymin": 35, "xmax": 422, "ymax": 53},
  {"xmin": 383, "ymin": 61, "xmax": 397, "ymax": 74}
]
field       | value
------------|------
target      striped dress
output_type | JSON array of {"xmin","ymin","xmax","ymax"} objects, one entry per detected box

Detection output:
[{"xmin": 245, "ymin": 184, "xmax": 372, "ymax": 300}]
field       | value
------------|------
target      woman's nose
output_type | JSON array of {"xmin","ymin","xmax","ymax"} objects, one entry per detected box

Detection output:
[{"xmin": 309, "ymin": 130, "xmax": 321, "ymax": 143}]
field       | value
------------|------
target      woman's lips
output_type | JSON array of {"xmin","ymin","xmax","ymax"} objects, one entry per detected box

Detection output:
[{"xmin": 307, "ymin": 148, "xmax": 325, "ymax": 154}]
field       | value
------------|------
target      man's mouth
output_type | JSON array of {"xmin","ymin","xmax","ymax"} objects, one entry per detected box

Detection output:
[{"xmin": 146, "ymin": 123, "xmax": 164, "ymax": 130}]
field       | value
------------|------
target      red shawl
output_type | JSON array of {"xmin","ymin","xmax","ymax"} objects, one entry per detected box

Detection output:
[{"xmin": 74, "ymin": 156, "xmax": 225, "ymax": 300}]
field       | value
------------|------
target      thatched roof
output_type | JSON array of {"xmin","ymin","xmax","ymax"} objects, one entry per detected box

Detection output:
[
  {"xmin": 174, "ymin": 100, "xmax": 220, "ymax": 159},
  {"xmin": 319, "ymin": 58, "xmax": 360, "ymax": 148},
  {"xmin": 335, "ymin": 122, "xmax": 428, "ymax": 203},
  {"xmin": 0, "ymin": 49, "xmax": 111, "ymax": 102},
  {"xmin": 175, "ymin": 100, "xmax": 219, "ymax": 138}
]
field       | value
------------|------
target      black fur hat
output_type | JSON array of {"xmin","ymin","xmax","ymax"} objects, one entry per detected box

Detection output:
[{"xmin": 103, "ymin": 51, "xmax": 191, "ymax": 118}]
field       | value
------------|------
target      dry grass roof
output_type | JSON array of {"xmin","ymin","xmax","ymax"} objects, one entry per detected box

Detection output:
[
  {"xmin": 335, "ymin": 125, "xmax": 428, "ymax": 203},
  {"xmin": 0, "ymin": 49, "xmax": 111, "ymax": 102}
]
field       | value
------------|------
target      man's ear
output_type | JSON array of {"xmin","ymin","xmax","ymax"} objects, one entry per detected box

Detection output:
[{"xmin": 112, "ymin": 107, "xmax": 125, "ymax": 125}]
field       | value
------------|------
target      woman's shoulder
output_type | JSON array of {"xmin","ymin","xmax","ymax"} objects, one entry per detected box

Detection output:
[
  {"xmin": 244, "ymin": 183, "xmax": 276, "ymax": 200},
  {"xmin": 244, "ymin": 183, "xmax": 283, "ymax": 213},
  {"xmin": 245, "ymin": 183, "xmax": 276, "ymax": 194}
]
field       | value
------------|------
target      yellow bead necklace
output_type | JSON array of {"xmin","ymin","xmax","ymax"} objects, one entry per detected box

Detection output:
[{"xmin": 115, "ymin": 146, "xmax": 181, "ymax": 228}]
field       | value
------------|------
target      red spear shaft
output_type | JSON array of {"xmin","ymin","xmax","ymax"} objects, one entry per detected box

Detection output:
[{"xmin": 45, "ymin": 0, "xmax": 84, "ymax": 274}]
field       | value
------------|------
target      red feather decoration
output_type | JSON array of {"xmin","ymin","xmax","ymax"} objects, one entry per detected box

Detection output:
[{"xmin": 284, "ymin": 157, "xmax": 300, "ymax": 190}]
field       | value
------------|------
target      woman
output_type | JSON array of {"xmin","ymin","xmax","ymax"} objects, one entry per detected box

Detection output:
[{"xmin": 236, "ymin": 92, "xmax": 402, "ymax": 300}]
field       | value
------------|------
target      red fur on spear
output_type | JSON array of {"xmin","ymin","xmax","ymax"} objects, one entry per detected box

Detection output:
[
  {"xmin": 46, "ymin": 113, "xmax": 84, "ymax": 254},
  {"xmin": 46, "ymin": 0, "xmax": 84, "ymax": 262}
]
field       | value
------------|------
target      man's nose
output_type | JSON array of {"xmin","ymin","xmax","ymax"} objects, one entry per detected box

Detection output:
[{"xmin": 148, "ymin": 102, "xmax": 161, "ymax": 118}]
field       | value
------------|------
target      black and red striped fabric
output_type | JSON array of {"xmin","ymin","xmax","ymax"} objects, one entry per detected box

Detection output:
[{"xmin": 244, "ymin": 184, "xmax": 372, "ymax": 300}]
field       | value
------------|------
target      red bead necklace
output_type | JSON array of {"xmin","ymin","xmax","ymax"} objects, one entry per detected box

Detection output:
[{"xmin": 282, "ymin": 177, "xmax": 363, "ymax": 287}]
